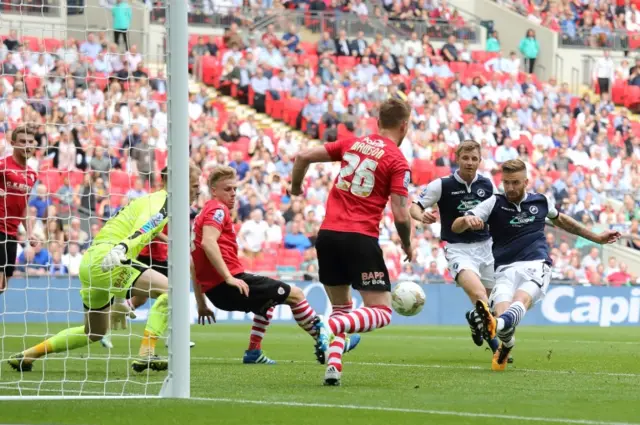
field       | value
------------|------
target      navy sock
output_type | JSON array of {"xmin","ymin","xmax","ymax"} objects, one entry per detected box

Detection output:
[{"xmin": 500, "ymin": 301, "xmax": 526, "ymax": 330}]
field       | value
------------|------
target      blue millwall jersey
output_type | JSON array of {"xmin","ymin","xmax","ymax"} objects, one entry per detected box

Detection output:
[
  {"xmin": 466, "ymin": 192, "xmax": 559, "ymax": 268},
  {"xmin": 414, "ymin": 172, "xmax": 494, "ymax": 244}
]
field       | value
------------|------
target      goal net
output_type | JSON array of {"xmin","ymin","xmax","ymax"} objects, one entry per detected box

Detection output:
[{"xmin": 0, "ymin": 0, "xmax": 190, "ymax": 399}]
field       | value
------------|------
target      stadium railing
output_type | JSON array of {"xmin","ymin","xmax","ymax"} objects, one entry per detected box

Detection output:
[
  {"xmin": 0, "ymin": 0, "xmax": 62, "ymax": 17},
  {"xmin": 149, "ymin": 3, "xmax": 483, "ymax": 43},
  {"xmin": 559, "ymin": 28, "xmax": 631, "ymax": 51}
]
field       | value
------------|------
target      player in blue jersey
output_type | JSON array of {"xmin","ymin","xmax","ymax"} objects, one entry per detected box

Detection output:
[
  {"xmin": 452, "ymin": 159, "xmax": 620, "ymax": 371},
  {"xmin": 411, "ymin": 140, "xmax": 501, "ymax": 355}
]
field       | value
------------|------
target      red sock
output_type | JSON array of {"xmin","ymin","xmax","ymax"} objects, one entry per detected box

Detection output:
[
  {"xmin": 328, "ymin": 305, "xmax": 392, "ymax": 335},
  {"xmin": 291, "ymin": 300, "xmax": 318, "ymax": 339},
  {"xmin": 248, "ymin": 307, "xmax": 274, "ymax": 350}
]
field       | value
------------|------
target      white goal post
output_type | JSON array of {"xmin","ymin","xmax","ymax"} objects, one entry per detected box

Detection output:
[{"xmin": 0, "ymin": 0, "xmax": 190, "ymax": 399}]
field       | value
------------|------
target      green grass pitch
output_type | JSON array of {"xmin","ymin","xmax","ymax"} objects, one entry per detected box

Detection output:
[{"xmin": 1, "ymin": 324, "xmax": 639, "ymax": 425}]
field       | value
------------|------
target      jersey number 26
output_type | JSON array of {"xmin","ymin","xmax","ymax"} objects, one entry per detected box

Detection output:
[{"xmin": 336, "ymin": 152, "xmax": 378, "ymax": 198}]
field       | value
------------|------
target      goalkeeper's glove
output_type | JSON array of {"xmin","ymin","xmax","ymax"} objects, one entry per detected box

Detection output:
[
  {"xmin": 110, "ymin": 298, "xmax": 136, "ymax": 330},
  {"xmin": 101, "ymin": 243, "xmax": 129, "ymax": 272}
]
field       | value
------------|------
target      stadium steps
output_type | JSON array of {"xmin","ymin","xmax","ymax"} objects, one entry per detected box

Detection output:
[{"xmin": 203, "ymin": 85, "xmax": 318, "ymax": 146}]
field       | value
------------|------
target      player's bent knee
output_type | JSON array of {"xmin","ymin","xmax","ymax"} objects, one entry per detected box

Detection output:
[{"xmin": 285, "ymin": 284, "xmax": 303, "ymax": 304}]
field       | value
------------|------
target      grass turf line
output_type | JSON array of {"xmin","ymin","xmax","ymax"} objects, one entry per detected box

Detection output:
[{"xmin": 0, "ymin": 324, "xmax": 639, "ymax": 425}]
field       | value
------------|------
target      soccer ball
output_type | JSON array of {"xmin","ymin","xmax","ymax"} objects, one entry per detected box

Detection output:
[{"xmin": 391, "ymin": 281, "xmax": 426, "ymax": 316}]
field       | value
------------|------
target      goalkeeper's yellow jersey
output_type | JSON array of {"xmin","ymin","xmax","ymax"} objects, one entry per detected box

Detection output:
[{"xmin": 91, "ymin": 190, "xmax": 168, "ymax": 260}]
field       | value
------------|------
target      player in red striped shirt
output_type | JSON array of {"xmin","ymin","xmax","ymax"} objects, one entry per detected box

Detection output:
[
  {"xmin": 191, "ymin": 166, "xmax": 359, "ymax": 365},
  {"xmin": 0, "ymin": 125, "xmax": 38, "ymax": 295},
  {"xmin": 290, "ymin": 98, "xmax": 415, "ymax": 385}
]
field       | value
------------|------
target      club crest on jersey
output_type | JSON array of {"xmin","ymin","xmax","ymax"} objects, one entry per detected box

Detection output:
[
  {"xmin": 529, "ymin": 206, "xmax": 539, "ymax": 215},
  {"xmin": 403, "ymin": 171, "xmax": 411, "ymax": 189},
  {"xmin": 477, "ymin": 189, "xmax": 485, "ymax": 197},
  {"xmin": 213, "ymin": 209, "xmax": 225, "ymax": 224}
]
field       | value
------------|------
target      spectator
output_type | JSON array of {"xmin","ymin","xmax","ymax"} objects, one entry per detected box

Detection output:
[
  {"xmin": 317, "ymin": 32, "xmax": 336, "ymax": 55},
  {"xmin": 440, "ymin": 35, "xmax": 459, "ymax": 62},
  {"xmin": 29, "ymin": 184, "xmax": 52, "ymax": 219},
  {"xmin": 49, "ymin": 251, "xmax": 68, "ymax": 276},
  {"xmin": 519, "ymin": 29, "xmax": 540, "ymax": 74},
  {"xmin": 265, "ymin": 212, "xmax": 283, "ymax": 244},
  {"xmin": 593, "ymin": 50, "xmax": 615, "ymax": 94},
  {"xmin": 62, "ymin": 242, "xmax": 83, "ymax": 276},
  {"xmin": 486, "ymin": 31, "xmax": 501, "ymax": 52},
  {"xmin": 112, "ymin": 0, "xmax": 132, "ymax": 50},
  {"xmin": 284, "ymin": 222, "xmax": 312, "ymax": 253},
  {"xmin": 239, "ymin": 209, "xmax": 269, "ymax": 257}
]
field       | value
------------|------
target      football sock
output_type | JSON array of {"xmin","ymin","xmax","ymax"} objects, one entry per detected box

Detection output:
[
  {"xmin": 499, "ymin": 326, "xmax": 516, "ymax": 348},
  {"xmin": 24, "ymin": 326, "xmax": 88, "ymax": 359},
  {"xmin": 328, "ymin": 305, "xmax": 392, "ymax": 334},
  {"xmin": 140, "ymin": 293, "xmax": 168, "ymax": 357},
  {"xmin": 488, "ymin": 337, "xmax": 500, "ymax": 353},
  {"xmin": 327, "ymin": 334, "xmax": 346, "ymax": 373},
  {"xmin": 291, "ymin": 300, "xmax": 318, "ymax": 339},
  {"xmin": 326, "ymin": 303, "xmax": 352, "ymax": 372},
  {"xmin": 497, "ymin": 301, "xmax": 526, "ymax": 331},
  {"xmin": 248, "ymin": 307, "xmax": 274, "ymax": 350}
]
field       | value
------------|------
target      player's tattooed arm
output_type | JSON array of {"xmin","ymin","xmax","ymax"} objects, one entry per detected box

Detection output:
[
  {"xmin": 390, "ymin": 194, "xmax": 412, "ymax": 248},
  {"xmin": 550, "ymin": 213, "xmax": 621, "ymax": 244}
]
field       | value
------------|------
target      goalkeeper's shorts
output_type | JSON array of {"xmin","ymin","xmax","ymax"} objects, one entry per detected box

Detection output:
[{"xmin": 79, "ymin": 244, "xmax": 148, "ymax": 310}]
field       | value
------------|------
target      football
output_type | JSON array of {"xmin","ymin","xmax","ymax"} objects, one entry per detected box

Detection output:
[{"xmin": 391, "ymin": 281, "xmax": 426, "ymax": 316}]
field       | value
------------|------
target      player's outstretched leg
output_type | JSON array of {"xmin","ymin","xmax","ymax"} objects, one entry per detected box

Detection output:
[
  {"xmin": 493, "ymin": 327, "xmax": 516, "ymax": 371},
  {"xmin": 243, "ymin": 307, "xmax": 276, "ymax": 365},
  {"xmin": 318, "ymin": 304, "xmax": 361, "ymax": 366},
  {"xmin": 129, "ymin": 269, "xmax": 170, "ymax": 373},
  {"xmin": 9, "ymin": 310, "xmax": 109, "ymax": 372}
]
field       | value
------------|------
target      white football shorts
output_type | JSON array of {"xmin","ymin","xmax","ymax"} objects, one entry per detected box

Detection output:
[
  {"xmin": 444, "ymin": 239, "xmax": 495, "ymax": 289},
  {"xmin": 490, "ymin": 260, "xmax": 551, "ymax": 307}
]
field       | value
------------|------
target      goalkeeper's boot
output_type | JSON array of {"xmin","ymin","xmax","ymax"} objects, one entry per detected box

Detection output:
[
  {"xmin": 312, "ymin": 316, "xmax": 333, "ymax": 364},
  {"xmin": 8, "ymin": 353, "xmax": 32, "ymax": 372},
  {"xmin": 475, "ymin": 300, "xmax": 497, "ymax": 341},
  {"xmin": 100, "ymin": 334, "xmax": 113, "ymax": 349},
  {"xmin": 243, "ymin": 349, "xmax": 276, "ymax": 365},
  {"xmin": 323, "ymin": 365, "xmax": 341, "ymax": 386},
  {"xmin": 315, "ymin": 334, "xmax": 362, "ymax": 365},
  {"xmin": 466, "ymin": 309, "xmax": 484, "ymax": 347},
  {"xmin": 492, "ymin": 342, "xmax": 514, "ymax": 372},
  {"xmin": 131, "ymin": 355, "xmax": 168, "ymax": 373}
]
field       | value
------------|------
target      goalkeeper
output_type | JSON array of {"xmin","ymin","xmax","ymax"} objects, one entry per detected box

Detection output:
[{"xmin": 9, "ymin": 165, "xmax": 201, "ymax": 373}]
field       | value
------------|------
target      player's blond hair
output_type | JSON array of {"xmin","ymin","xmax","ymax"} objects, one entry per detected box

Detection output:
[
  {"xmin": 11, "ymin": 124, "xmax": 35, "ymax": 142},
  {"xmin": 378, "ymin": 98, "xmax": 411, "ymax": 129},
  {"xmin": 208, "ymin": 165, "xmax": 237, "ymax": 188},
  {"xmin": 455, "ymin": 140, "xmax": 481, "ymax": 158},
  {"xmin": 502, "ymin": 159, "xmax": 527, "ymax": 174}
]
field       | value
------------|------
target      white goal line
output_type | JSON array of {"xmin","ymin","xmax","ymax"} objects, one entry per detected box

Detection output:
[{"xmin": 0, "ymin": 390, "xmax": 635, "ymax": 425}]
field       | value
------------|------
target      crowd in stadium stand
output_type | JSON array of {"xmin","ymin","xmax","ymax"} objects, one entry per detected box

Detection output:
[
  {"xmin": 0, "ymin": 4, "xmax": 639, "ymax": 285},
  {"xmin": 501, "ymin": 0, "xmax": 640, "ymax": 50}
]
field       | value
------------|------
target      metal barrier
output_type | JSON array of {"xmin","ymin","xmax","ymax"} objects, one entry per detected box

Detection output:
[
  {"xmin": 0, "ymin": 0, "xmax": 61, "ymax": 17},
  {"xmin": 559, "ymin": 28, "xmax": 629, "ymax": 51},
  {"xmin": 149, "ymin": 4, "xmax": 482, "ymax": 42}
]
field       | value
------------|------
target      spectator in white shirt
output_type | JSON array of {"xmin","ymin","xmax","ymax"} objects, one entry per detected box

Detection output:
[
  {"xmin": 29, "ymin": 55, "xmax": 49, "ymax": 78},
  {"xmin": 494, "ymin": 137, "xmax": 519, "ymax": 164},
  {"xmin": 188, "ymin": 92, "xmax": 203, "ymax": 121},
  {"xmin": 62, "ymin": 242, "xmax": 83, "ymax": 276},
  {"xmin": 581, "ymin": 247, "xmax": 601, "ymax": 269},
  {"xmin": 125, "ymin": 44, "xmax": 143, "ymax": 71},
  {"xmin": 265, "ymin": 212, "xmax": 283, "ymax": 244},
  {"xmin": 239, "ymin": 209, "xmax": 269, "ymax": 256},
  {"xmin": 56, "ymin": 39, "xmax": 79, "ymax": 65},
  {"xmin": 593, "ymin": 50, "xmax": 615, "ymax": 94},
  {"xmin": 269, "ymin": 69, "xmax": 292, "ymax": 92},
  {"xmin": 404, "ymin": 32, "xmax": 422, "ymax": 57}
]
